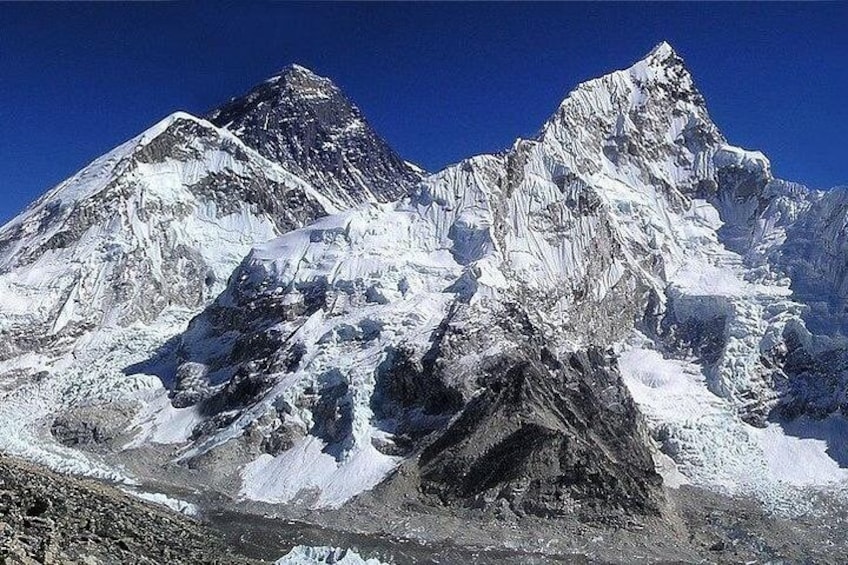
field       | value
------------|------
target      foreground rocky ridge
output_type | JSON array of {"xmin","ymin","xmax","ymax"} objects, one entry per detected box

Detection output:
[{"xmin": 0, "ymin": 455, "xmax": 251, "ymax": 564}]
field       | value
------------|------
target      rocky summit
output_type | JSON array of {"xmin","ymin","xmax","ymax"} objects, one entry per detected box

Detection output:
[
  {"xmin": 208, "ymin": 64, "xmax": 424, "ymax": 208},
  {"xmin": 1, "ymin": 42, "xmax": 847, "ymax": 563}
]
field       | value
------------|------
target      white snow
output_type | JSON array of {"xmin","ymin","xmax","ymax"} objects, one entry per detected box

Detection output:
[
  {"xmin": 240, "ymin": 437, "xmax": 397, "ymax": 508},
  {"xmin": 122, "ymin": 488, "xmax": 199, "ymax": 516},
  {"xmin": 124, "ymin": 390, "xmax": 204, "ymax": 448},
  {"xmin": 619, "ymin": 338, "xmax": 848, "ymax": 512},
  {"xmin": 714, "ymin": 144, "xmax": 771, "ymax": 173},
  {"xmin": 214, "ymin": 202, "xmax": 467, "ymax": 507},
  {"xmin": 276, "ymin": 546, "xmax": 387, "ymax": 565}
]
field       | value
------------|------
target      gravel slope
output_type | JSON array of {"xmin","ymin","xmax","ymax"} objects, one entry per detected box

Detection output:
[{"xmin": 0, "ymin": 455, "xmax": 255, "ymax": 565}]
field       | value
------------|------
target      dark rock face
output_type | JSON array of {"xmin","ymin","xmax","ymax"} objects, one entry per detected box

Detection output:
[
  {"xmin": 208, "ymin": 65, "xmax": 422, "ymax": 207},
  {"xmin": 770, "ymin": 323, "xmax": 848, "ymax": 420},
  {"xmin": 258, "ymin": 419, "xmax": 304, "ymax": 457},
  {"xmin": 417, "ymin": 345, "xmax": 663, "ymax": 523},
  {"xmin": 655, "ymin": 290, "xmax": 732, "ymax": 371},
  {"xmin": 308, "ymin": 377, "xmax": 354, "ymax": 456},
  {"xmin": 371, "ymin": 345, "xmax": 464, "ymax": 427}
]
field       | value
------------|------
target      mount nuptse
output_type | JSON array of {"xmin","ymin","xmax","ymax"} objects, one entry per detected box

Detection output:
[{"xmin": 1, "ymin": 43, "xmax": 847, "ymax": 530}]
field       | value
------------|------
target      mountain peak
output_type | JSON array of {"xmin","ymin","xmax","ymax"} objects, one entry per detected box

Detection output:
[
  {"xmin": 646, "ymin": 41, "xmax": 677, "ymax": 62},
  {"xmin": 266, "ymin": 63, "xmax": 336, "ymax": 92},
  {"xmin": 628, "ymin": 40, "xmax": 691, "ymax": 83},
  {"xmin": 135, "ymin": 111, "xmax": 205, "ymax": 146},
  {"xmin": 208, "ymin": 64, "xmax": 423, "ymax": 207},
  {"xmin": 281, "ymin": 62, "xmax": 317, "ymax": 76},
  {"xmin": 538, "ymin": 37, "xmax": 719, "ymax": 196}
]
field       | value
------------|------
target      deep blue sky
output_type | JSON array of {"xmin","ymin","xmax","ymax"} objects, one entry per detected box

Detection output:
[{"xmin": 1, "ymin": 3, "xmax": 846, "ymax": 224}]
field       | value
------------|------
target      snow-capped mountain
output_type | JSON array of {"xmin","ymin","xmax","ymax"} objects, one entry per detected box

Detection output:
[
  {"xmin": 131, "ymin": 42, "xmax": 848, "ymax": 515},
  {"xmin": 0, "ymin": 71, "xmax": 421, "ymax": 480},
  {"xmin": 0, "ymin": 112, "xmax": 335, "ymax": 360},
  {"xmin": 1, "ymin": 42, "xmax": 846, "ymax": 526},
  {"xmin": 209, "ymin": 64, "xmax": 424, "ymax": 207},
  {"xmin": 0, "ymin": 110, "xmax": 341, "ymax": 477}
]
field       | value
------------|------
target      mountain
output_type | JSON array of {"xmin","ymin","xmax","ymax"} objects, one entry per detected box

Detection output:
[
  {"xmin": 111, "ymin": 41, "xmax": 848, "ymax": 518},
  {"xmin": 0, "ymin": 112, "xmax": 336, "ymax": 358},
  {"xmin": 0, "ymin": 111, "xmax": 341, "ymax": 478},
  {"xmin": 1, "ymin": 42, "xmax": 847, "ymax": 560},
  {"xmin": 0, "ymin": 68, "xmax": 421, "ymax": 479},
  {"xmin": 208, "ymin": 64, "xmax": 424, "ymax": 207}
]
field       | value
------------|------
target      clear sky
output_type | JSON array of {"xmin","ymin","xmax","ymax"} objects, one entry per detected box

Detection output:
[{"xmin": 1, "ymin": 2, "xmax": 846, "ymax": 224}]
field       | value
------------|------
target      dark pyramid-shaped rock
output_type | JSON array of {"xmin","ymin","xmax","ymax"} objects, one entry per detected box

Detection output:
[{"xmin": 208, "ymin": 64, "xmax": 423, "ymax": 208}]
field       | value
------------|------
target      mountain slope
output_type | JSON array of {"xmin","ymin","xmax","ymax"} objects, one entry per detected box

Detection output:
[
  {"xmin": 209, "ymin": 64, "xmax": 423, "ymax": 208},
  {"xmin": 0, "ymin": 111, "xmax": 345, "ymax": 479},
  {"xmin": 0, "ymin": 112, "xmax": 335, "ymax": 359}
]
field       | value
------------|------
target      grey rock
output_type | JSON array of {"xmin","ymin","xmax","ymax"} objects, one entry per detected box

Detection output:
[
  {"xmin": 50, "ymin": 404, "xmax": 135, "ymax": 448},
  {"xmin": 0, "ymin": 455, "xmax": 254, "ymax": 564},
  {"xmin": 417, "ymin": 345, "xmax": 662, "ymax": 523}
]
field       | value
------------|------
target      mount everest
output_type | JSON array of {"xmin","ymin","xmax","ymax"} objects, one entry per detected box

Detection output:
[{"xmin": 1, "ymin": 41, "xmax": 847, "ymax": 543}]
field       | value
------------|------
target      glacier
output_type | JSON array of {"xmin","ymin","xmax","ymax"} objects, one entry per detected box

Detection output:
[{"xmin": 275, "ymin": 545, "xmax": 387, "ymax": 565}]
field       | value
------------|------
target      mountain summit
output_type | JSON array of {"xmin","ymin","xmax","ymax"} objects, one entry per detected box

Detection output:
[{"xmin": 208, "ymin": 64, "xmax": 423, "ymax": 207}]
